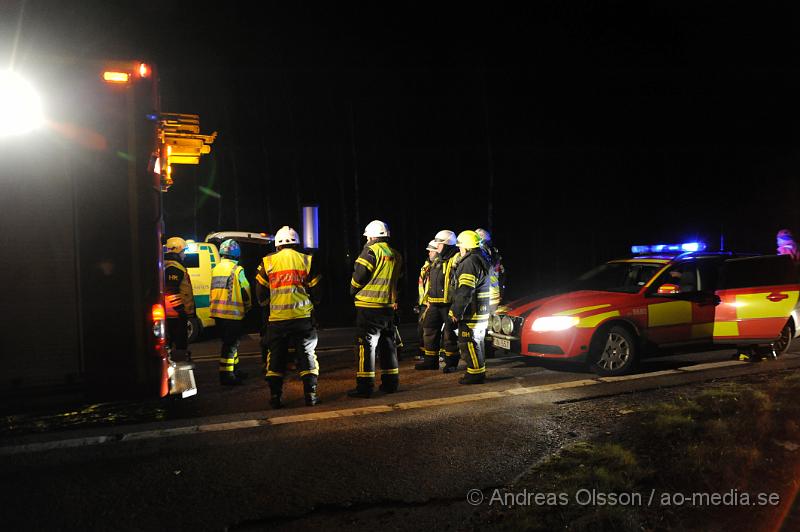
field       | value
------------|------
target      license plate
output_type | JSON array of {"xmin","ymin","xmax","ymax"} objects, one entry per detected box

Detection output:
[{"xmin": 493, "ymin": 337, "xmax": 511, "ymax": 350}]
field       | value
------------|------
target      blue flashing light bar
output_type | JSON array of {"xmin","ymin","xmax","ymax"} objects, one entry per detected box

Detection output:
[{"xmin": 631, "ymin": 242, "xmax": 707, "ymax": 254}]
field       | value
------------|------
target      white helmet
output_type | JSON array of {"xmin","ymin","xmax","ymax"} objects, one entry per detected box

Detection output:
[
  {"xmin": 425, "ymin": 239, "xmax": 438, "ymax": 251},
  {"xmin": 275, "ymin": 226, "xmax": 300, "ymax": 246},
  {"xmin": 475, "ymin": 228, "xmax": 491, "ymax": 243},
  {"xmin": 434, "ymin": 229, "xmax": 456, "ymax": 246},
  {"xmin": 364, "ymin": 219, "xmax": 390, "ymax": 238}
]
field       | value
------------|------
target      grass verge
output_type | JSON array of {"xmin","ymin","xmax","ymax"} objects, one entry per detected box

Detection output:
[{"xmin": 477, "ymin": 370, "xmax": 800, "ymax": 531}]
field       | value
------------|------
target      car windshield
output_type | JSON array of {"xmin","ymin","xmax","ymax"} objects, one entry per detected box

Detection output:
[{"xmin": 566, "ymin": 262, "xmax": 663, "ymax": 293}]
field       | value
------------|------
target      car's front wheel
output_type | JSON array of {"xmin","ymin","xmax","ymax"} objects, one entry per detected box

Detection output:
[{"xmin": 590, "ymin": 325, "xmax": 637, "ymax": 376}]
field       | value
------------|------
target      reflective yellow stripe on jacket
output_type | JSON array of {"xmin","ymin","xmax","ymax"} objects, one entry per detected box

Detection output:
[
  {"xmin": 210, "ymin": 259, "xmax": 249, "ymax": 320},
  {"xmin": 263, "ymin": 249, "xmax": 314, "ymax": 321},
  {"xmin": 355, "ymin": 242, "xmax": 399, "ymax": 308}
]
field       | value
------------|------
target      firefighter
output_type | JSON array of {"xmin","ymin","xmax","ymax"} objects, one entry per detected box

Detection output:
[
  {"xmin": 449, "ymin": 230, "xmax": 492, "ymax": 384},
  {"xmin": 255, "ymin": 226, "xmax": 322, "ymax": 408},
  {"xmin": 164, "ymin": 237, "xmax": 195, "ymax": 363},
  {"xmin": 413, "ymin": 240, "xmax": 439, "ymax": 360},
  {"xmin": 475, "ymin": 228, "xmax": 505, "ymax": 313},
  {"xmin": 415, "ymin": 229, "xmax": 460, "ymax": 372},
  {"xmin": 348, "ymin": 219, "xmax": 403, "ymax": 398},
  {"xmin": 777, "ymin": 229, "xmax": 800, "ymax": 264},
  {"xmin": 210, "ymin": 239, "xmax": 252, "ymax": 385},
  {"xmin": 476, "ymin": 228, "xmax": 505, "ymax": 358}
]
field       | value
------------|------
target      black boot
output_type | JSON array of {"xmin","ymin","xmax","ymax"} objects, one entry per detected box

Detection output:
[
  {"xmin": 347, "ymin": 378, "xmax": 374, "ymax": 398},
  {"xmin": 414, "ymin": 356, "xmax": 439, "ymax": 370},
  {"xmin": 220, "ymin": 372, "xmax": 243, "ymax": 386},
  {"xmin": 305, "ymin": 390, "xmax": 320, "ymax": 406},
  {"xmin": 458, "ymin": 373, "xmax": 486, "ymax": 385},
  {"xmin": 303, "ymin": 377, "xmax": 321, "ymax": 406},
  {"xmin": 442, "ymin": 355, "xmax": 460, "ymax": 373},
  {"xmin": 234, "ymin": 367, "xmax": 249, "ymax": 380},
  {"xmin": 267, "ymin": 377, "xmax": 283, "ymax": 408},
  {"xmin": 269, "ymin": 393, "xmax": 283, "ymax": 409},
  {"xmin": 379, "ymin": 374, "xmax": 399, "ymax": 393}
]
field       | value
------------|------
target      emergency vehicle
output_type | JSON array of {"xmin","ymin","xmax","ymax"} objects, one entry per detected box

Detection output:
[
  {"xmin": 182, "ymin": 231, "xmax": 273, "ymax": 342},
  {"xmin": 0, "ymin": 55, "xmax": 213, "ymax": 402},
  {"xmin": 488, "ymin": 243, "xmax": 800, "ymax": 376}
]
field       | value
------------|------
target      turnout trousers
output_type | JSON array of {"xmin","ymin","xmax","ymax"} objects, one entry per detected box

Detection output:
[
  {"xmin": 216, "ymin": 318, "xmax": 244, "ymax": 379},
  {"xmin": 457, "ymin": 320, "xmax": 488, "ymax": 383},
  {"xmin": 354, "ymin": 307, "xmax": 399, "ymax": 393},
  {"xmin": 422, "ymin": 304, "xmax": 459, "ymax": 368},
  {"xmin": 262, "ymin": 317, "xmax": 319, "ymax": 395}
]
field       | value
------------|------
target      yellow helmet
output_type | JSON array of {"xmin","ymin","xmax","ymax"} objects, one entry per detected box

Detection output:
[
  {"xmin": 456, "ymin": 230, "xmax": 481, "ymax": 250},
  {"xmin": 165, "ymin": 237, "xmax": 187, "ymax": 254}
]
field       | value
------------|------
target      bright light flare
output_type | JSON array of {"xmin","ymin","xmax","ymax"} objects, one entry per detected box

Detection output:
[
  {"xmin": 531, "ymin": 316, "xmax": 580, "ymax": 332},
  {"xmin": 103, "ymin": 71, "xmax": 130, "ymax": 83},
  {"xmin": 0, "ymin": 70, "xmax": 45, "ymax": 136}
]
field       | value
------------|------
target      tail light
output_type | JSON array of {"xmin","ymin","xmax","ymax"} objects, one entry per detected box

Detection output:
[{"xmin": 152, "ymin": 303, "xmax": 166, "ymax": 352}]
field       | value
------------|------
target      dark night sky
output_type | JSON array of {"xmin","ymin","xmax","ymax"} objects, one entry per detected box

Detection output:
[{"xmin": 4, "ymin": 1, "xmax": 800, "ymax": 323}]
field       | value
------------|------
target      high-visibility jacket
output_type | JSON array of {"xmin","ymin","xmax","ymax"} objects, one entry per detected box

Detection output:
[
  {"xmin": 255, "ymin": 248, "xmax": 319, "ymax": 322},
  {"xmin": 449, "ymin": 249, "xmax": 492, "ymax": 326},
  {"xmin": 350, "ymin": 240, "xmax": 402, "ymax": 309},
  {"xmin": 483, "ymin": 245, "xmax": 505, "ymax": 308},
  {"xmin": 210, "ymin": 258, "xmax": 251, "ymax": 320},
  {"xmin": 418, "ymin": 259, "xmax": 432, "ymax": 305},
  {"xmin": 427, "ymin": 246, "xmax": 459, "ymax": 305},
  {"xmin": 164, "ymin": 257, "xmax": 195, "ymax": 318}
]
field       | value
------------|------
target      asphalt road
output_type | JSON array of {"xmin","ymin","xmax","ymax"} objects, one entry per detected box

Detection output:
[{"xmin": 2, "ymin": 325, "xmax": 800, "ymax": 531}]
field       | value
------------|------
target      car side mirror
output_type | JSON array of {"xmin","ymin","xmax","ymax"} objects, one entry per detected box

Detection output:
[{"xmin": 657, "ymin": 283, "xmax": 679, "ymax": 295}]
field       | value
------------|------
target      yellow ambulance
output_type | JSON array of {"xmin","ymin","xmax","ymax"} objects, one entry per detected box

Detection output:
[{"xmin": 183, "ymin": 231, "xmax": 273, "ymax": 342}]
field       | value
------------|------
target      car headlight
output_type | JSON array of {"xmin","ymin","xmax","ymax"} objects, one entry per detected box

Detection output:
[
  {"xmin": 491, "ymin": 315, "xmax": 503, "ymax": 333},
  {"xmin": 531, "ymin": 316, "xmax": 580, "ymax": 332},
  {"xmin": 501, "ymin": 315, "xmax": 515, "ymax": 335}
]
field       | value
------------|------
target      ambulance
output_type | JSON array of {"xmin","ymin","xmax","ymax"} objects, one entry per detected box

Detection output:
[
  {"xmin": 182, "ymin": 231, "xmax": 273, "ymax": 341},
  {"xmin": 488, "ymin": 243, "xmax": 800, "ymax": 376}
]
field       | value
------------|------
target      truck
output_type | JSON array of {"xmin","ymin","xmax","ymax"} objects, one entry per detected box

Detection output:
[{"xmin": 0, "ymin": 56, "xmax": 214, "ymax": 404}]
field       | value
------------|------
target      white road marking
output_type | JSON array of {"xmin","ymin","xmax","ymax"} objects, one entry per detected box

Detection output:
[
  {"xmin": 0, "ymin": 357, "xmax": 786, "ymax": 455},
  {"xmin": 597, "ymin": 370, "xmax": 683, "ymax": 382},
  {"xmin": 677, "ymin": 360, "xmax": 747, "ymax": 372},
  {"xmin": 506, "ymin": 380, "xmax": 599, "ymax": 394}
]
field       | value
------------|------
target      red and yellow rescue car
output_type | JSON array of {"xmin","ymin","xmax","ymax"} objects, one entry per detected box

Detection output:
[{"xmin": 488, "ymin": 244, "xmax": 800, "ymax": 376}]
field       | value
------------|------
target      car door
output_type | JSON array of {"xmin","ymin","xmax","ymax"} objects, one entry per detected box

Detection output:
[
  {"xmin": 713, "ymin": 255, "xmax": 800, "ymax": 344},
  {"xmin": 645, "ymin": 259, "xmax": 719, "ymax": 346}
]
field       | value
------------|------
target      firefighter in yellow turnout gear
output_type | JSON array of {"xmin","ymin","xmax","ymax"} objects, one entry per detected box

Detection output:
[
  {"xmin": 164, "ymin": 236, "xmax": 195, "ymax": 363},
  {"xmin": 416, "ymin": 229, "xmax": 460, "ymax": 372},
  {"xmin": 210, "ymin": 239, "xmax": 252, "ymax": 385},
  {"xmin": 413, "ymin": 240, "xmax": 439, "ymax": 360},
  {"xmin": 449, "ymin": 230, "xmax": 492, "ymax": 384},
  {"xmin": 348, "ymin": 220, "xmax": 403, "ymax": 398},
  {"xmin": 256, "ymin": 226, "xmax": 322, "ymax": 408}
]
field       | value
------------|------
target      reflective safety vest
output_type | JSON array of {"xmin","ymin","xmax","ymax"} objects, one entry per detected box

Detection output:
[
  {"xmin": 164, "ymin": 259, "xmax": 195, "ymax": 318},
  {"xmin": 489, "ymin": 266, "xmax": 501, "ymax": 308},
  {"xmin": 210, "ymin": 259, "xmax": 251, "ymax": 320},
  {"xmin": 258, "ymin": 248, "xmax": 315, "ymax": 322},
  {"xmin": 354, "ymin": 242, "xmax": 400, "ymax": 308},
  {"xmin": 418, "ymin": 260, "xmax": 431, "ymax": 305}
]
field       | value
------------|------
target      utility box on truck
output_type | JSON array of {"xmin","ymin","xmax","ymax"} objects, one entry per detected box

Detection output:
[{"xmin": 0, "ymin": 57, "xmax": 209, "ymax": 402}]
